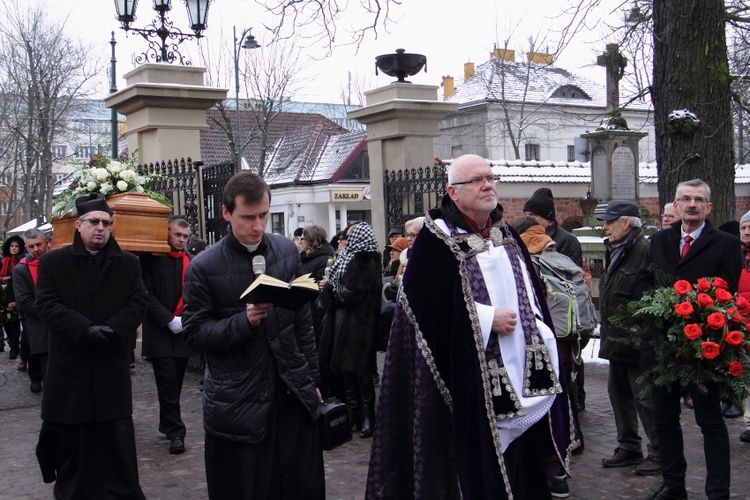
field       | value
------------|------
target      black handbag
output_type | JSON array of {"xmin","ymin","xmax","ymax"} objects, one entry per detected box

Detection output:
[{"xmin": 318, "ymin": 398, "xmax": 351, "ymax": 451}]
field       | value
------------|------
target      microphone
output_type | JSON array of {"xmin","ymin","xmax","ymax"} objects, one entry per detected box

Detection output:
[{"xmin": 252, "ymin": 255, "xmax": 266, "ymax": 278}]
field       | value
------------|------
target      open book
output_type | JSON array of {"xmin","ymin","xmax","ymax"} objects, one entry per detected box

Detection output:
[{"xmin": 240, "ymin": 273, "xmax": 319, "ymax": 309}]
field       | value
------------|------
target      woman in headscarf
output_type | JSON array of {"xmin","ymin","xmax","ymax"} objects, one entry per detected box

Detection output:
[
  {"xmin": 1, "ymin": 235, "xmax": 25, "ymax": 359},
  {"xmin": 318, "ymin": 223, "xmax": 382, "ymax": 438}
]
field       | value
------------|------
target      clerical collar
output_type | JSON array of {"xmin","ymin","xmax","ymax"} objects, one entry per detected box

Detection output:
[
  {"xmin": 86, "ymin": 249, "xmax": 100, "ymax": 256},
  {"xmin": 240, "ymin": 241, "xmax": 261, "ymax": 253}
]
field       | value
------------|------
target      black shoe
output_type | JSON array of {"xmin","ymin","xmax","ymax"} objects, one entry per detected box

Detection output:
[
  {"xmin": 723, "ymin": 403, "xmax": 743, "ymax": 418},
  {"xmin": 648, "ymin": 484, "xmax": 687, "ymax": 500},
  {"xmin": 30, "ymin": 381, "xmax": 42, "ymax": 393},
  {"xmin": 602, "ymin": 447, "xmax": 643, "ymax": 467},
  {"xmin": 9, "ymin": 350, "xmax": 18, "ymax": 360},
  {"xmin": 548, "ymin": 477, "xmax": 570, "ymax": 498},
  {"xmin": 740, "ymin": 429, "xmax": 750, "ymax": 443},
  {"xmin": 169, "ymin": 437, "xmax": 186, "ymax": 454},
  {"xmin": 360, "ymin": 417, "xmax": 374, "ymax": 438}
]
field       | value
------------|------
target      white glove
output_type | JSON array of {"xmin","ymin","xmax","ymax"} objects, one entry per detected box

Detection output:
[{"xmin": 167, "ymin": 316, "xmax": 183, "ymax": 334}]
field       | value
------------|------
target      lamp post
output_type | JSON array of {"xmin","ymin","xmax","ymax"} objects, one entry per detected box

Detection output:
[
  {"xmin": 110, "ymin": 31, "xmax": 119, "ymax": 160},
  {"xmin": 233, "ymin": 26, "xmax": 260, "ymax": 173},
  {"xmin": 74, "ymin": 120, "xmax": 93, "ymax": 159},
  {"xmin": 113, "ymin": 0, "xmax": 213, "ymax": 65}
]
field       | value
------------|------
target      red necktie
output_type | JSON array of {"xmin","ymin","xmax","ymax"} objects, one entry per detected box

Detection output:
[{"xmin": 681, "ymin": 235, "xmax": 693, "ymax": 258}]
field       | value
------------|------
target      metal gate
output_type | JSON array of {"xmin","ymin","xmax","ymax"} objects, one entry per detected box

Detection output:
[
  {"xmin": 201, "ymin": 161, "xmax": 235, "ymax": 244},
  {"xmin": 138, "ymin": 157, "xmax": 202, "ymax": 237},
  {"xmin": 383, "ymin": 164, "xmax": 447, "ymax": 232}
]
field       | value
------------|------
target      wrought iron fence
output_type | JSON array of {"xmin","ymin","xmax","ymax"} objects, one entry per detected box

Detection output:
[
  {"xmin": 201, "ymin": 161, "xmax": 235, "ymax": 244},
  {"xmin": 138, "ymin": 157, "xmax": 202, "ymax": 237},
  {"xmin": 383, "ymin": 164, "xmax": 447, "ymax": 233}
]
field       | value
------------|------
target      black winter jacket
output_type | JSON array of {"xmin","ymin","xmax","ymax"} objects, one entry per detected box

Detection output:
[
  {"xmin": 547, "ymin": 222, "xmax": 582, "ymax": 266},
  {"xmin": 318, "ymin": 251, "xmax": 382, "ymax": 374},
  {"xmin": 182, "ymin": 230, "xmax": 320, "ymax": 443},
  {"xmin": 598, "ymin": 228, "xmax": 648, "ymax": 363}
]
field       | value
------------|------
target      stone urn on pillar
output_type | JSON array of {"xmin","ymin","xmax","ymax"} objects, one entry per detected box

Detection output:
[{"xmin": 375, "ymin": 49, "xmax": 427, "ymax": 83}]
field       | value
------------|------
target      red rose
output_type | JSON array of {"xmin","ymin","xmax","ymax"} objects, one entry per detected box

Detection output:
[
  {"xmin": 696, "ymin": 293, "xmax": 714, "ymax": 308},
  {"xmin": 701, "ymin": 341, "xmax": 721, "ymax": 360},
  {"xmin": 696, "ymin": 278, "xmax": 711, "ymax": 292},
  {"xmin": 673, "ymin": 280, "xmax": 693, "ymax": 295},
  {"xmin": 729, "ymin": 361, "xmax": 743, "ymax": 377},
  {"xmin": 736, "ymin": 296, "xmax": 750, "ymax": 310},
  {"xmin": 713, "ymin": 277, "xmax": 729, "ymax": 290},
  {"xmin": 683, "ymin": 323, "xmax": 703, "ymax": 340},
  {"xmin": 674, "ymin": 301, "xmax": 694, "ymax": 319},
  {"xmin": 715, "ymin": 288, "xmax": 733, "ymax": 303},
  {"xmin": 725, "ymin": 330, "xmax": 744, "ymax": 346},
  {"xmin": 726, "ymin": 308, "xmax": 742, "ymax": 323},
  {"xmin": 706, "ymin": 312, "xmax": 726, "ymax": 330}
]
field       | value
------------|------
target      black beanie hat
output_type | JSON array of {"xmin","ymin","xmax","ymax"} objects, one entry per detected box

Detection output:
[
  {"xmin": 523, "ymin": 188, "xmax": 556, "ymax": 221},
  {"xmin": 75, "ymin": 193, "xmax": 113, "ymax": 216}
]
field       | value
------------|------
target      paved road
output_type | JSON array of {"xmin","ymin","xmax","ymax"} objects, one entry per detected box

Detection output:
[{"xmin": 2, "ymin": 350, "xmax": 749, "ymax": 499}]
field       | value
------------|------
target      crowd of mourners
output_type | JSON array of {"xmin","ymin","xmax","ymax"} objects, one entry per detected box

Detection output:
[{"xmin": 3, "ymin": 159, "xmax": 750, "ymax": 499}]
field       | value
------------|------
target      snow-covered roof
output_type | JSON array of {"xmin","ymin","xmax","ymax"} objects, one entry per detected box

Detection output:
[
  {"xmin": 472, "ymin": 159, "xmax": 750, "ymax": 184},
  {"xmin": 445, "ymin": 57, "xmax": 649, "ymax": 111}
]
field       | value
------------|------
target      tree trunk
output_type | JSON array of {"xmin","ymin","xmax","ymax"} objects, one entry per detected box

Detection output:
[{"xmin": 652, "ymin": 0, "xmax": 735, "ymax": 224}]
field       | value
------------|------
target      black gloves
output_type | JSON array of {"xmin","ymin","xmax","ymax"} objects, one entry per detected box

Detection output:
[{"xmin": 80, "ymin": 325, "xmax": 118, "ymax": 349}]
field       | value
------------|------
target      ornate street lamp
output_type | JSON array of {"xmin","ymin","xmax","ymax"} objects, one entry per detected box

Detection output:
[
  {"xmin": 233, "ymin": 27, "xmax": 260, "ymax": 173},
  {"xmin": 113, "ymin": 0, "xmax": 213, "ymax": 65}
]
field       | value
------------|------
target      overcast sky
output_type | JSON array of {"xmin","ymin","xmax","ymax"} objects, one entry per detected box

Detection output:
[{"xmin": 43, "ymin": 0, "xmax": 625, "ymax": 104}]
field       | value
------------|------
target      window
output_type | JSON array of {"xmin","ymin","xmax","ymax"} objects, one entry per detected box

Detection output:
[
  {"xmin": 52, "ymin": 145, "xmax": 67, "ymax": 158},
  {"xmin": 525, "ymin": 143, "xmax": 540, "ymax": 161},
  {"xmin": 75, "ymin": 146, "xmax": 95, "ymax": 159},
  {"xmin": 551, "ymin": 85, "xmax": 591, "ymax": 100},
  {"xmin": 271, "ymin": 212, "xmax": 285, "ymax": 235},
  {"xmin": 338, "ymin": 150, "xmax": 370, "ymax": 181},
  {"xmin": 567, "ymin": 145, "xmax": 576, "ymax": 162}
]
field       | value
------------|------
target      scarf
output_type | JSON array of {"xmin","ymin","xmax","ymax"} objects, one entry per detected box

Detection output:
[
  {"xmin": 19, "ymin": 257, "xmax": 39, "ymax": 285},
  {"xmin": 0, "ymin": 255, "xmax": 19, "ymax": 278},
  {"xmin": 327, "ymin": 223, "xmax": 379, "ymax": 290},
  {"xmin": 168, "ymin": 251, "xmax": 190, "ymax": 316}
]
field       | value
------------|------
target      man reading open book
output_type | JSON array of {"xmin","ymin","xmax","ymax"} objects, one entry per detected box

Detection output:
[{"xmin": 182, "ymin": 172, "xmax": 324, "ymax": 499}]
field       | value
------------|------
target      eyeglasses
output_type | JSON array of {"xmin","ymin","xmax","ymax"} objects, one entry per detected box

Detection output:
[
  {"xmin": 662, "ymin": 214, "xmax": 679, "ymax": 221},
  {"xmin": 81, "ymin": 218, "xmax": 113, "ymax": 228},
  {"xmin": 451, "ymin": 175, "xmax": 498, "ymax": 187},
  {"xmin": 406, "ymin": 233, "xmax": 418, "ymax": 239},
  {"xmin": 676, "ymin": 195, "xmax": 708, "ymax": 204}
]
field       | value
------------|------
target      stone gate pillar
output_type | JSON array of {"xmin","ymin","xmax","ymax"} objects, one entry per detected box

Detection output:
[
  {"xmin": 348, "ymin": 84, "xmax": 457, "ymax": 246},
  {"xmin": 104, "ymin": 64, "xmax": 226, "ymax": 162}
]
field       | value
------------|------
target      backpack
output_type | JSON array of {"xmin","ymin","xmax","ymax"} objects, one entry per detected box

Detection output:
[{"xmin": 531, "ymin": 250, "xmax": 597, "ymax": 341}]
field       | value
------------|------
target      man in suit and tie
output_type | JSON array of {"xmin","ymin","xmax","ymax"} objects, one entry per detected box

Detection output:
[{"xmin": 633, "ymin": 179, "xmax": 742, "ymax": 500}]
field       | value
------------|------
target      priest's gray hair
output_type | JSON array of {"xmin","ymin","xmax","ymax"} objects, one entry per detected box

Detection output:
[{"xmin": 447, "ymin": 155, "xmax": 492, "ymax": 185}]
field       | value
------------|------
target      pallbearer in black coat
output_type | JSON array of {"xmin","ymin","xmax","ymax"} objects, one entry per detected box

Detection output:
[
  {"xmin": 35, "ymin": 193, "xmax": 148, "ymax": 500},
  {"xmin": 140, "ymin": 218, "xmax": 193, "ymax": 455},
  {"xmin": 13, "ymin": 228, "xmax": 52, "ymax": 394}
]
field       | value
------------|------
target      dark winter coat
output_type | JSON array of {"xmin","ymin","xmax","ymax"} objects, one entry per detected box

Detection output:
[
  {"xmin": 36, "ymin": 232, "xmax": 148, "ymax": 424},
  {"xmin": 182, "ymin": 230, "xmax": 320, "ymax": 444},
  {"xmin": 0, "ymin": 235, "xmax": 24, "ymax": 308},
  {"xmin": 598, "ymin": 227, "xmax": 649, "ymax": 363},
  {"xmin": 547, "ymin": 222, "xmax": 582, "ymax": 266},
  {"xmin": 13, "ymin": 259, "xmax": 49, "ymax": 355},
  {"xmin": 300, "ymin": 242, "xmax": 335, "ymax": 282},
  {"xmin": 140, "ymin": 253, "xmax": 192, "ymax": 358},
  {"xmin": 632, "ymin": 219, "xmax": 743, "ymax": 368},
  {"xmin": 318, "ymin": 251, "xmax": 382, "ymax": 374}
]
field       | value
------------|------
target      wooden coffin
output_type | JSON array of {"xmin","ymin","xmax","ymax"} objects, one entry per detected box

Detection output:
[{"xmin": 51, "ymin": 192, "xmax": 172, "ymax": 254}]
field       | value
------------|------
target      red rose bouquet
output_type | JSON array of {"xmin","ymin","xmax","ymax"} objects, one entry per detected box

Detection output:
[{"xmin": 620, "ymin": 276, "xmax": 750, "ymax": 404}]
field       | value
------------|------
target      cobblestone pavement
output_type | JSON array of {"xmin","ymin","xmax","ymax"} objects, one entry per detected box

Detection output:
[{"xmin": 1, "ymin": 351, "xmax": 749, "ymax": 499}]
